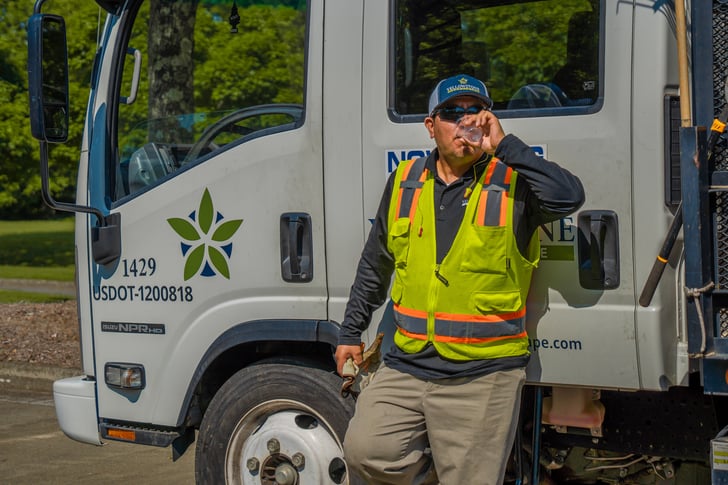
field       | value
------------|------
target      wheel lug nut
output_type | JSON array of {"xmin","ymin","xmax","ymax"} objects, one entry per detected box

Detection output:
[
  {"xmin": 246, "ymin": 457, "xmax": 260, "ymax": 472},
  {"xmin": 291, "ymin": 452, "xmax": 305, "ymax": 468},
  {"xmin": 267, "ymin": 438, "xmax": 280, "ymax": 453}
]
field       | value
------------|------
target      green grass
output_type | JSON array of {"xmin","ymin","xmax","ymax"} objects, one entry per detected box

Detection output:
[
  {"xmin": 0, "ymin": 265, "xmax": 75, "ymax": 281},
  {"xmin": 0, "ymin": 218, "xmax": 75, "ymax": 282},
  {"xmin": 0, "ymin": 289, "xmax": 72, "ymax": 303}
]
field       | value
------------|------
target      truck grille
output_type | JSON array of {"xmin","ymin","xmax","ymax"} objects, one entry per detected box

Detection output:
[
  {"xmin": 717, "ymin": 200, "xmax": 728, "ymax": 288},
  {"xmin": 720, "ymin": 309, "xmax": 728, "ymax": 338}
]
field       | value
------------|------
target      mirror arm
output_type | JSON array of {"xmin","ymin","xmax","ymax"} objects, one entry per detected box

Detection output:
[
  {"xmin": 33, "ymin": 0, "xmax": 49, "ymax": 14},
  {"xmin": 40, "ymin": 141, "xmax": 105, "ymax": 226}
]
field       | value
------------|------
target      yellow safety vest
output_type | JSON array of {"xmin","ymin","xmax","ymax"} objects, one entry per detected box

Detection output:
[{"xmin": 387, "ymin": 157, "xmax": 539, "ymax": 361}]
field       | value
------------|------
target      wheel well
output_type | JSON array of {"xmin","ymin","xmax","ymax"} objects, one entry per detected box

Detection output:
[{"xmin": 186, "ymin": 339, "xmax": 336, "ymax": 427}]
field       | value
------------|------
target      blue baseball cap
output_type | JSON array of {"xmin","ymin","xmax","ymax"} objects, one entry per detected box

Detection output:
[{"xmin": 428, "ymin": 74, "xmax": 493, "ymax": 115}]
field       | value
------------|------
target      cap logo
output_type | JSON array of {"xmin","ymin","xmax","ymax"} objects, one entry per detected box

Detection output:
[{"xmin": 445, "ymin": 78, "xmax": 482, "ymax": 96}]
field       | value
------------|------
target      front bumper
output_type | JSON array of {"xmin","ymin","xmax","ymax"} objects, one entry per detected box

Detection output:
[{"xmin": 53, "ymin": 376, "xmax": 102, "ymax": 445}]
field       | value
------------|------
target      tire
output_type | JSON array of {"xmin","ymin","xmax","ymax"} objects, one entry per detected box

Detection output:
[{"xmin": 195, "ymin": 363, "xmax": 361, "ymax": 485}]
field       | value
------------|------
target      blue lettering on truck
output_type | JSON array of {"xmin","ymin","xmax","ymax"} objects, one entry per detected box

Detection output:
[
  {"xmin": 386, "ymin": 145, "xmax": 546, "ymax": 174},
  {"xmin": 528, "ymin": 337, "xmax": 583, "ymax": 352},
  {"xmin": 387, "ymin": 150, "xmax": 432, "ymax": 174},
  {"xmin": 93, "ymin": 285, "xmax": 193, "ymax": 302}
]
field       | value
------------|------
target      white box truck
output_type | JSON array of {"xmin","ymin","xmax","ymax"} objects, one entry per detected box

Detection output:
[{"xmin": 26, "ymin": 0, "xmax": 728, "ymax": 483}]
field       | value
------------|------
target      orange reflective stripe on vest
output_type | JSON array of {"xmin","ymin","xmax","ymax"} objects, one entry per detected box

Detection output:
[
  {"xmin": 394, "ymin": 303, "xmax": 526, "ymax": 341},
  {"xmin": 397, "ymin": 325, "xmax": 528, "ymax": 345},
  {"xmin": 476, "ymin": 160, "xmax": 513, "ymax": 227},
  {"xmin": 395, "ymin": 157, "xmax": 428, "ymax": 220}
]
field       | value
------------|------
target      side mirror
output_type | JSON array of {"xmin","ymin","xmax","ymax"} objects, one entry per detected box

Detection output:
[
  {"xmin": 28, "ymin": 14, "xmax": 69, "ymax": 143},
  {"xmin": 26, "ymin": 11, "xmax": 119, "ymax": 265}
]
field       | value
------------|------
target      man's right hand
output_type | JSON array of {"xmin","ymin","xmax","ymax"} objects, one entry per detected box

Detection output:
[
  {"xmin": 335, "ymin": 344, "xmax": 363, "ymax": 376},
  {"xmin": 469, "ymin": 110, "xmax": 505, "ymax": 155}
]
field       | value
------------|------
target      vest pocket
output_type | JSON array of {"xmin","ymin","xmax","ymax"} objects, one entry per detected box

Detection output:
[
  {"xmin": 459, "ymin": 225, "xmax": 508, "ymax": 275},
  {"xmin": 388, "ymin": 218, "xmax": 411, "ymax": 268},
  {"xmin": 472, "ymin": 290, "xmax": 523, "ymax": 314}
]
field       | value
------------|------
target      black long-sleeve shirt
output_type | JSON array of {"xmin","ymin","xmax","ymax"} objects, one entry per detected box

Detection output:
[{"xmin": 339, "ymin": 134, "xmax": 585, "ymax": 379}]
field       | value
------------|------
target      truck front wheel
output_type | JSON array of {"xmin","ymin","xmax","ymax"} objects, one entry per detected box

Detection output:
[{"xmin": 195, "ymin": 362, "xmax": 359, "ymax": 484}]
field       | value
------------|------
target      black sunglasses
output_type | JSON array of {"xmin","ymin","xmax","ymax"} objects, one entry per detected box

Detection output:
[{"xmin": 432, "ymin": 105, "xmax": 486, "ymax": 122}]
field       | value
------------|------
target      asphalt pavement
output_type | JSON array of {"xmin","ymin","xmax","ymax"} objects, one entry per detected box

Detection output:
[
  {"xmin": 0, "ymin": 279, "xmax": 198, "ymax": 482},
  {"xmin": 0, "ymin": 369, "xmax": 196, "ymax": 484}
]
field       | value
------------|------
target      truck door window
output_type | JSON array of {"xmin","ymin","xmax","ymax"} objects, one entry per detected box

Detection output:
[
  {"xmin": 113, "ymin": 0, "xmax": 307, "ymax": 200},
  {"xmin": 392, "ymin": 0, "xmax": 601, "ymax": 118}
]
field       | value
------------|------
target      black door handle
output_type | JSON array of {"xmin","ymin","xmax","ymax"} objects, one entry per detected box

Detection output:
[
  {"xmin": 577, "ymin": 210, "xmax": 620, "ymax": 290},
  {"xmin": 280, "ymin": 213, "xmax": 313, "ymax": 283},
  {"xmin": 589, "ymin": 217, "xmax": 606, "ymax": 282}
]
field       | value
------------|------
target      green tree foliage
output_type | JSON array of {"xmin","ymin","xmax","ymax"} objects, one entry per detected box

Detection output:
[
  {"xmin": 1, "ymin": 2, "xmax": 41, "ymax": 217},
  {"xmin": 0, "ymin": 0, "xmax": 100, "ymax": 218},
  {"xmin": 193, "ymin": 4, "xmax": 305, "ymax": 110}
]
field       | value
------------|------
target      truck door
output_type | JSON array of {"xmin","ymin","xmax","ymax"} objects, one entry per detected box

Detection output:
[
  {"xmin": 78, "ymin": 0, "xmax": 326, "ymax": 424},
  {"xmin": 360, "ymin": 0, "xmax": 641, "ymax": 390}
]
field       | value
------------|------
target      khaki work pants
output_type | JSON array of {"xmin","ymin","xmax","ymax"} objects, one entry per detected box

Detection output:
[{"xmin": 343, "ymin": 364, "xmax": 526, "ymax": 485}]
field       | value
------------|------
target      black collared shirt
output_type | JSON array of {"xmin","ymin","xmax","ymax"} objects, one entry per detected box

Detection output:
[{"xmin": 339, "ymin": 134, "xmax": 585, "ymax": 379}]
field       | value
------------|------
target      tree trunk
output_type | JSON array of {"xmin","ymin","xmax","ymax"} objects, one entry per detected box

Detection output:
[{"xmin": 147, "ymin": 0, "xmax": 199, "ymax": 144}]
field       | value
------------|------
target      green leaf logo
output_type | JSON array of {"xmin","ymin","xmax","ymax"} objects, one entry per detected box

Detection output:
[{"xmin": 167, "ymin": 188, "xmax": 243, "ymax": 281}]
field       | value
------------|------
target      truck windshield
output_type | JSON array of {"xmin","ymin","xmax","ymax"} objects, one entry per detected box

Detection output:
[
  {"xmin": 114, "ymin": 0, "xmax": 306, "ymax": 200},
  {"xmin": 393, "ymin": 0, "xmax": 600, "ymax": 117}
]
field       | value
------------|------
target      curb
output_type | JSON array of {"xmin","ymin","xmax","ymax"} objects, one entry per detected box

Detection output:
[{"xmin": 0, "ymin": 362, "xmax": 83, "ymax": 394}]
